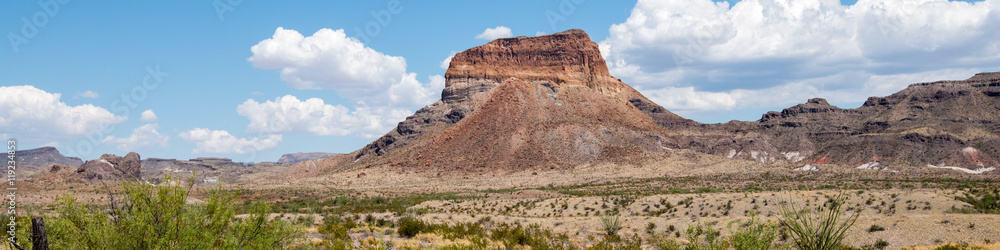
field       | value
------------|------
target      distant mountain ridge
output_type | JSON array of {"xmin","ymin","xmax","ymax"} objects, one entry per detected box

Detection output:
[
  {"xmin": 298, "ymin": 29, "xmax": 999, "ymax": 176},
  {"xmin": 17, "ymin": 147, "xmax": 295, "ymax": 184},
  {"xmin": 1, "ymin": 146, "xmax": 82, "ymax": 167},
  {"xmin": 22, "ymin": 30, "xmax": 1000, "ymax": 182},
  {"xmin": 278, "ymin": 152, "xmax": 340, "ymax": 164},
  {"xmin": 671, "ymin": 72, "xmax": 1000, "ymax": 173}
]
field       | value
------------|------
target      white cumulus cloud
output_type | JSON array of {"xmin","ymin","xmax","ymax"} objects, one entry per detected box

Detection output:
[
  {"xmin": 179, "ymin": 128, "xmax": 281, "ymax": 154},
  {"xmin": 244, "ymin": 27, "xmax": 449, "ymax": 141},
  {"xmin": 140, "ymin": 110, "xmax": 158, "ymax": 122},
  {"xmin": 440, "ymin": 51, "xmax": 457, "ymax": 70},
  {"xmin": 248, "ymin": 27, "xmax": 407, "ymax": 92},
  {"xmin": 77, "ymin": 90, "xmax": 99, "ymax": 98},
  {"xmin": 475, "ymin": 26, "xmax": 513, "ymax": 40},
  {"xmin": 389, "ymin": 73, "xmax": 444, "ymax": 108},
  {"xmin": 247, "ymin": 27, "xmax": 442, "ymax": 107},
  {"xmin": 600, "ymin": 0, "xmax": 1000, "ymax": 117},
  {"xmin": 102, "ymin": 123, "xmax": 169, "ymax": 151},
  {"xmin": 237, "ymin": 95, "xmax": 413, "ymax": 138},
  {"xmin": 642, "ymin": 68, "xmax": 983, "ymax": 119},
  {"xmin": 0, "ymin": 85, "xmax": 126, "ymax": 143}
]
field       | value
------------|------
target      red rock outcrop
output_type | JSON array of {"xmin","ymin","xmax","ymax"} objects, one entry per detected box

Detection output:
[
  {"xmin": 443, "ymin": 29, "xmax": 626, "ymax": 102},
  {"xmin": 304, "ymin": 29, "xmax": 691, "ymax": 175},
  {"xmin": 74, "ymin": 152, "xmax": 142, "ymax": 181},
  {"xmin": 293, "ymin": 28, "xmax": 1000, "ymax": 177}
]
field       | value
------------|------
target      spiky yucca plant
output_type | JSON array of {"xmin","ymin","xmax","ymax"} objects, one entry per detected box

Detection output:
[{"xmin": 780, "ymin": 193, "xmax": 859, "ymax": 250}]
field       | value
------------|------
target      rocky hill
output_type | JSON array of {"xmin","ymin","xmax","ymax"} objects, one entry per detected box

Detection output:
[
  {"xmin": 141, "ymin": 157, "xmax": 287, "ymax": 184},
  {"xmin": 1, "ymin": 146, "xmax": 82, "ymax": 173},
  {"xmin": 278, "ymin": 152, "xmax": 340, "ymax": 164},
  {"xmin": 77, "ymin": 152, "xmax": 142, "ymax": 181},
  {"xmin": 673, "ymin": 73, "xmax": 1000, "ymax": 174},
  {"xmin": 297, "ymin": 29, "xmax": 997, "ymax": 177},
  {"xmin": 304, "ymin": 29, "xmax": 690, "ymax": 175},
  {"xmin": 32, "ymin": 152, "xmax": 143, "ymax": 182}
]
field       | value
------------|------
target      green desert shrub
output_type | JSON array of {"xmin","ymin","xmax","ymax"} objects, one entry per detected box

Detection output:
[
  {"xmin": 683, "ymin": 222, "xmax": 729, "ymax": 250},
  {"xmin": 319, "ymin": 215, "xmax": 355, "ymax": 241},
  {"xmin": 43, "ymin": 180, "xmax": 300, "ymax": 249},
  {"xmin": 588, "ymin": 233, "xmax": 642, "ymax": 250},
  {"xmin": 955, "ymin": 187, "xmax": 1000, "ymax": 213},
  {"xmin": 654, "ymin": 213, "xmax": 783, "ymax": 250},
  {"xmin": 490, "ymin": 223, "xmax": 572, "ymax": 249},
  {"xmin": 396, "ymin": 215, "xmax": 427, "ymax": 238},
  {"xmin": 654, "ymin": 222, "xmax": 730, "ymax": 250},
  {"xmin": 730, "ymin": 214, "xmax": 779, "ymax": 250},
  {"xmin": 932, "ymin": 242, "xmax": 984, "ymax": 250}
]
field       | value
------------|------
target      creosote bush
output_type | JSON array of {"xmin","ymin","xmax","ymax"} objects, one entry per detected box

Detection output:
[
  {"xmin": 40, "ymin": 179, "xmax": 300, "ymax": 249},
  {"xmin": 396, "ymin": 215, "xmax": 425, "ymax": 238},
  {"xmin": 729, "ymin": 213, "xmax": 779, "ymax": 250},
  {"xmin": 955, "ymin": 187, "xmax": 1000, "ymax": 213},
  {"xmin": 653, "ymin": 221, "xmax": 728, "ymax": 250}
]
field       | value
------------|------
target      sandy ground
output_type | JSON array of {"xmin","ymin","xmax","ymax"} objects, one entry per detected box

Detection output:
[
  {"xmin": 17, "ymin": 155, "xmax": 1000, "ymax": 248},
  {"xmin": 410, "ymin": 189, "xmax": 1000, "ymax": 249}
]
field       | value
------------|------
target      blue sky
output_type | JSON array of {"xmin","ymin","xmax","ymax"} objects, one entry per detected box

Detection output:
[{"xmin": 1, "ymin": 0, "xmax": 997, "ymax": 162}]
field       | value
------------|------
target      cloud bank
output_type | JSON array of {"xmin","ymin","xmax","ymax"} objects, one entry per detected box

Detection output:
[
  {"xmin": 179, "ymin": 128, "xmax": 282, "ymax": 155},
  {"xmin": 475, "ymin": 26, "xmax": 514, "ymax": 40},
  {"xmin": 103, "ymin": 123, "xmax": 169, "ymax": 151},
  {"xmin": 0, "ymin": 85, "xmax": 126, "ymax": 144},
  {"xmin": 600, "ymin": 0, "xmax": 1000, "ymax": 118},
  {"xmin": 242, "ymin": 27, "xmax": 446, "ymax": 142}
]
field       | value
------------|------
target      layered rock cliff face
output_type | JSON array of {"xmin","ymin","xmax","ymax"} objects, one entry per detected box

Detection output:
[
  {"xmin": 676, "ymin": 73, "xmax": 1000, "ymax": 173},
  {"xmin": 442, "ymin": 29, "xmax": 626, "ymax": 103},
  {"xmin": 338, "ymin": 29, "xmax": 689, "ymax": 172},
  {"xmin": 305, "ymin": 29, "xmax": 998, "ymax": 176}
]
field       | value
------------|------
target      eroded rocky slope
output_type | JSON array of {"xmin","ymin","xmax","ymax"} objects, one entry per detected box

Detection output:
[
  {"xmin": 674, "ymin": 73, "xmax": 1000, "ymax": 174},
  {"xmin": 300, "ymin": 29, "xmax": 999, "ymax": 177},
  {"xmin": 308, "ymin": 30, "xmax": 690, "ymax": 174},
  {"xmin": 31, "ymin": 152, "xmax": 143, "ymax": 182},
  {"xmin": 1, "ymin": 146, "xmax": 82, "ymax": 175}
]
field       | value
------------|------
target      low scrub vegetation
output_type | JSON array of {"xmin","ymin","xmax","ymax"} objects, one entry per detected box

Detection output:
[
  {"xmin": 655, "ymin": 194, "xmax": 858, "ymax": 250},
  {"xmin": 954, "ymin": 187, "xmax": 1000, "ymax": 214},
  {"xmin": 18, "ymin": 180, "xmax": 300, "ymax": 249},
  {"xmin": 654, "ymin": 216, "xmax": 780, "ymax": 250},
  {"xmin": 780, "ymin": 193, "xmax": 859, "ymax": 250},
  {"xmin": 18, "ymin": 174, "xmax": 996, "ymax": 249},
  {"xmin": 313, "ymin": 213, "xmax": 652, "ymax": 249},
  {"xmin": 729, "ymin": 214, "xmax": 780, "ymax": 250},
  {"xmin": 600, "ymin": 214, "xmax": 622, "ymax": 237}
]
